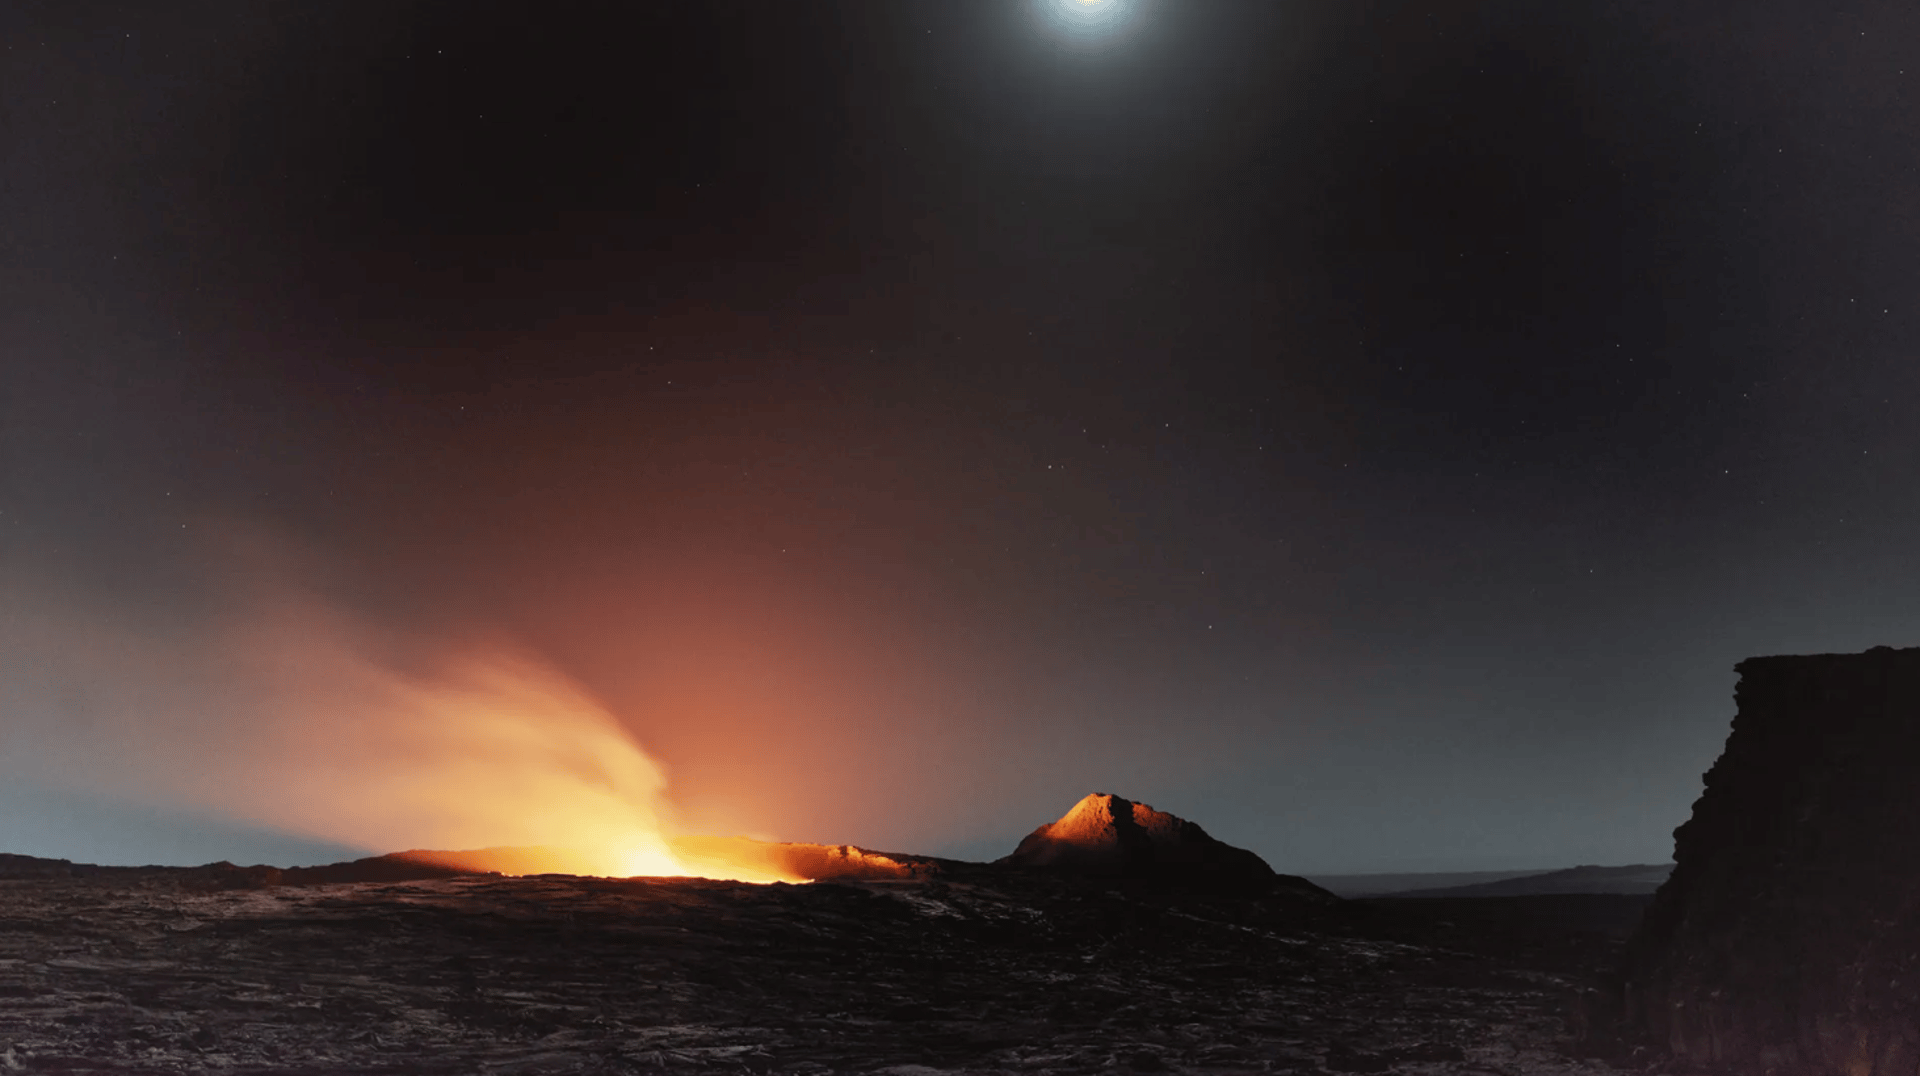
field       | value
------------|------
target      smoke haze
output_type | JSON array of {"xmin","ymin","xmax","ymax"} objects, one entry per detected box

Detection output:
[{"xmin": 3, "ymin": 528, "xmax": 699, "ymax": 874}]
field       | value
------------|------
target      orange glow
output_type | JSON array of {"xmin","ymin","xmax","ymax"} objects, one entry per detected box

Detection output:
[
  {"xmin": 179, "ymin": 622, "xmax": 801, "ymax": 882},
  {"xmin": 5, "ymin": 548, "xmax": 807, "ymax": 883},
  {"xmin": 6, "ymin": 525, "xmax": 1008, "ymax": 883},
  {"xmin": 393, "ymin": 844, "xmax": 804, "ymax": 884},
  {"xmin": 667, "ymin": 835, "xmax": 927, "ymax": 883}
]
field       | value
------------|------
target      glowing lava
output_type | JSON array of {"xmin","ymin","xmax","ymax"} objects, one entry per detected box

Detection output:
[
  {"xmin": 391, "ymin": 843, "xmax": 804, "ymax": 884},
  {"xmin": 180, "ymin": 631, "xmax": 805, "ymax": 883}
]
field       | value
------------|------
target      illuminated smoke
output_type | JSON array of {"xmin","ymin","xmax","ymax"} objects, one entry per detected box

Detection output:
[{"xmin": 0, "ymin": 531, "xmax": 797, "ymax": 882}]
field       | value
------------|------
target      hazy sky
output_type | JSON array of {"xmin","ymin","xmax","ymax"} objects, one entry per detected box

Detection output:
[{"xmin": 5, "ymin": 1, "xmax": 1918, "ymax": 874}]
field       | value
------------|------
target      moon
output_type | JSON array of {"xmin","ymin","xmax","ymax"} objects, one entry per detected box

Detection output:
[{"xmin": 1032, "ymin": 0, "xmax": 1149, "ymax": 51}]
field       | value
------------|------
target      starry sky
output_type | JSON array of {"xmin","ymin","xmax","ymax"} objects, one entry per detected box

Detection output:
[{"xmin": 4, "ymin": 0, "xmax": 1918, "ymax": 873}]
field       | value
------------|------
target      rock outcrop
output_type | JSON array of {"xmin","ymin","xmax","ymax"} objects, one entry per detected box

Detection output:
[
  {"xmin": 1002, "ymin": 792, "xmax": 1314, "ymax": 896},
  {"xmin": 667, "ymin": 836, "xmax": 937, "ymax": 883},
  {"xmin": 280, "ymin": 851, "xmax": 499, "ymax": 885},
  {"xmin": 1617, "ymin": 645, "xmax": 1920, "ymax": 1074},
  {"xmin": 0, "ymin": 853, "xmax": 87, "ymax": 879}
]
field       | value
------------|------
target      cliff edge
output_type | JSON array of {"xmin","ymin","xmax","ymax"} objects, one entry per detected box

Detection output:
[{"xmin": 1616, "ymin": 645, "xmax": 1920, "ymax": 1074}]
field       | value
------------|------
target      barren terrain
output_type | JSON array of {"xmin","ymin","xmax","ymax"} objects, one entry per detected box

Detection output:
[{"xmin": 0, "ymin": 867, "xmax": 1639, "ymax": 1075}]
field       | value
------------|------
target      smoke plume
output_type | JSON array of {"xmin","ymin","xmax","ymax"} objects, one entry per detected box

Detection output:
[{"xmin": 0, "ymin": 526, "xmax": 769, "ymax": 879}]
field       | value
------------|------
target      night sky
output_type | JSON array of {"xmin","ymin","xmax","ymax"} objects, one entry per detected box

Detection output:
[{"xmin": 5, "ymin": 0, "xmax": 1918, "ymax": 874}]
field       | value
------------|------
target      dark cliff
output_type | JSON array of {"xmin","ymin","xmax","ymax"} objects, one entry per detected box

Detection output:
[{"xmin": 1619, "ymin": 645, "xmax": 1920, "ymax": 1075}]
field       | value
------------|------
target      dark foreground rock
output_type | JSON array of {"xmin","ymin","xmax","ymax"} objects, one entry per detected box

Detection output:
[
  {"xmin": 0, "ymin": 866, "xmax": 1633, "ymax": 1075},
  {"xmin": 1608, "ymin": 645, "xmax": 1920, "ymax": 1074}
]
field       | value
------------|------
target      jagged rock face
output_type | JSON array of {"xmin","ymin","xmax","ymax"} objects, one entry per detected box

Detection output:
[
  {"xmin": 1002, "ymin": 793, "xmax": 1286, "ymax": 894},
  {"xmin": 1620, "ymin": 646, "xmax": 1920, "ymax": 1075}
]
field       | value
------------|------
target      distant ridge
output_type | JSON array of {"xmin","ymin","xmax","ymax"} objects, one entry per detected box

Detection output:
[
  {"xmin": 1388, "ymin": 863, "xmax": 1673, "ymax": 899},
  {"xmin": 1306, "ymin": 870, "xmax": 1549, "ymax": 899},
  {"xmin": 0, "ymin": 852, "xmax": 285, "ymax": 889}
]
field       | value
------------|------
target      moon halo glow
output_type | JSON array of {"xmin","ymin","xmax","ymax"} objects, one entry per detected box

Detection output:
[{"xmin": 1030, "ymin": 0, "xmax": 1151, "ymax": 54}]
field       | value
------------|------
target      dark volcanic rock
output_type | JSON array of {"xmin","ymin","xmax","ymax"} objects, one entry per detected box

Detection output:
[
  {"xmin": 1001, "ymin": 792, "xmax": 1324, "ymax": 898},
  {"xmin": 0, "ymin": 799, "xmax": 1641, "ymax": 1072},
  {"xmin": 0, "ymin": 797, "xmax": 1649, "ymax": 1071},
  {"xmin": 280, "ymin": 851, "xmax": 483, "ymax": 886},
  {"xmin": 1614, "ymin": 645, "xmax": 1920, "ymax": 1074},
  {"xmin": 0, "ymin": 854, "xmax": 80, "ymax": 879},
  {"xmin": 0, "ymin": 855, "xmax": 280, "ymax": 888},
  {"xmin": 0, "ymin": 866, "xmax": 1626, "ymax": 1074}
]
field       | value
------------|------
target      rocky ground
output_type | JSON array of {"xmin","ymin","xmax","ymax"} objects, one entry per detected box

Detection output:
[{"xmin": 0, "ymin": 866, "xmax": 1643, "ymax": 1075}]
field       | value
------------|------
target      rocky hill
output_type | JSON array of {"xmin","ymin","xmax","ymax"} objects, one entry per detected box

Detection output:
[{"xmin": 1001, "ymin": 792, "xmax": 1330, "ymax": 899}]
